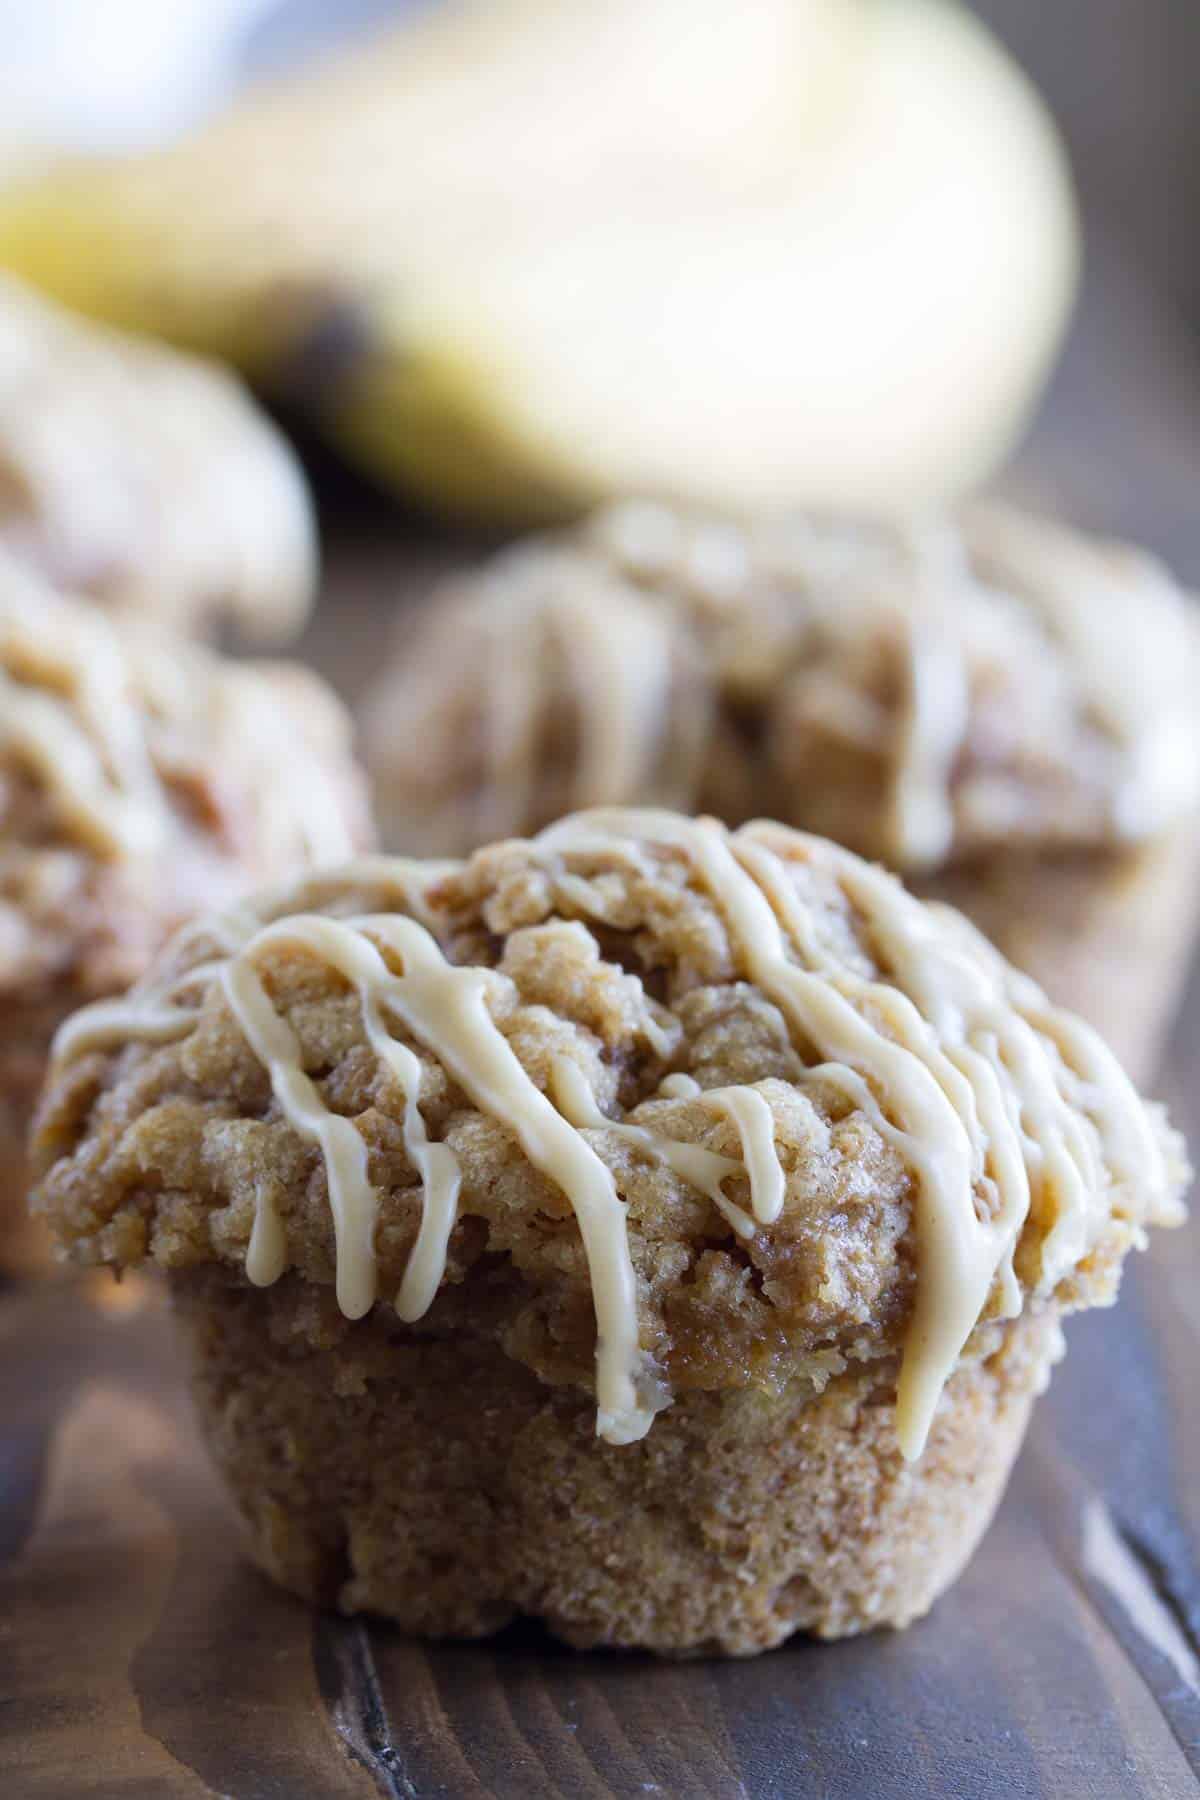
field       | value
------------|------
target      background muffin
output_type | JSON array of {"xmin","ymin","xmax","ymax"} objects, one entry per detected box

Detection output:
[
  {"xmin": 365, "ymin": 540, "xmax": 712, "ymax": 856},
  {"xmin": 0, "ymin": 555, "xmax": 371, "ymax": 1261},
  {"xmin": 31, "ymin": 810, "xmax": 1187, "ymax": 1652},
  {"xmin": 365, "ymin": 501, "xmax": 1200, "ymax": 1078},
  {"xmin": 0, "ymin": 274, "xmax": 315, "ymax": 642}
]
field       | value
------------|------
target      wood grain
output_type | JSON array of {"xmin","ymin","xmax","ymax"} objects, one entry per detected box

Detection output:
[
  {"xmin": 3, "ymin": 1259, "xmax": 1200, "ymax": 1799},
  {"xmin": 5, "ymin": 250, "xmax": 1200, "ymax": 1797}
]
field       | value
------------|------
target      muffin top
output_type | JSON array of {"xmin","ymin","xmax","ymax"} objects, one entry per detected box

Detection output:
[
  {"xmin": 0, "ymin": 274, "xmax": 315, "ymax": 642},
  {"xmin": 366, "ymin": 499, "xmax": 1200, "ymax": 867},
  {"xmin": 0, "ymin": 556, "xmax": 370, "ymax": 1003},
  {"xmin": 34, "ymin": 808, "xmax": 1186, "ymax": 1459},
  {"xmin": 365, "ymin": 541, "xmax": 711, "ymax": 854}
]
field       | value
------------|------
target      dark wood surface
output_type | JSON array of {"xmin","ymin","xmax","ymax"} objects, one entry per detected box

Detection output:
[{"xmin": 5, "ymin": 251, "xmax": 1200, "ymax": 1798}]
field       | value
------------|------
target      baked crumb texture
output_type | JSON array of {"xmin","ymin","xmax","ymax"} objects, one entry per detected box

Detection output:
[
  {"xmin": 0, "ymin": 273, "xmax": 315, "ymax": 641},
  {"xmin": 0, "ymin": 564, "xmax": 371, "ymax": 1248},
  {"xmin": 174, "ymin": 1266, "xmax": 1054, "ymax": 1653},
  {"xmin": 365, "ymin": 501, "xmax": 1200, "ymax": 1076},
  {"xmin": 33, "ymin": 810, "xmax": 1188, "ymax": 1652}
]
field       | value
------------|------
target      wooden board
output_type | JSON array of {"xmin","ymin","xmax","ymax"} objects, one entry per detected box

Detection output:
[{"xmin": 4, "ymin": 245, "xmax": 1200, "ymax": 1797}]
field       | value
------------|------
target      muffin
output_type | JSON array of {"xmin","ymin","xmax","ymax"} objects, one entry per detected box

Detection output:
[
  {"xmin": 0, "ymin": 556, "xmax": 370, "ymax": 1262},
  {"xmin": 365, "ymin": 501, "xmax": 1200, "ymax": 1077},
  {"xmin": 0, "ymin": 274, "xmax": 315, "ymax": 642},
  {"xmin": 31, "ymin": 808, "xmax": 1187, "ymax": 1654},
  {"xmin": 365, "ymin": 540, "xmax": 713, "ymax": 853}
]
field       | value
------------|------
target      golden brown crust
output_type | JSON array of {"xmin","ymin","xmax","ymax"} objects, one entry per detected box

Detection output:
[
  {"xmin": 365, "ymin": 541, "xmax": 712, "ymax": 857},
  {"xmin": 32, "ymin": 822, "xmax": 1182, "ymax": 1402},
  {"xmin": 174, "ymin": 1267, "xmax": 1060, "ymax": 1652},
  {"xmin": 367, "ymin": 499, "xmax": 1200, "ymax": 871},
  {"xmin": 0, "ymin": 574, "xmax": 372, "ymax": 1009},
  {"xmin": 916, "ymin": 824, "xmax": 1200, "ymax": 1083},
  {"xmin": 363, "ymin": 502, "xmax": 1200, "ymax": 1068},
  {"xmin": 0, "ymin": 578, "xmax": 371, "ymax": 1259},
  {"xmin": 35, "ymin": 811, "xmax": 1188, "ymax": 1651}
]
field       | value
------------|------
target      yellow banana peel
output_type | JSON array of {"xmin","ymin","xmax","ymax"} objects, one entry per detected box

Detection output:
[{"xmin": 0, "ymin": 0, "xmax": 1079, "ymax": 525}]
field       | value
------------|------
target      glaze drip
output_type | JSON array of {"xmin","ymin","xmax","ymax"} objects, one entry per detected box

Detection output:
[
  {"xmin": 52, "ymin": 810, "xmax": 1168, "ymax": 1457},
  {"xmin": 538, "ymin": 810, "xmax": 1168, "ymax": 1452},
  {"xmin": 424, "ymin": 500, "xmax": 1200, "ymax": 868},
  {"xmin": 454, "ymin": 552, "xmax": 697, "ymax": 847},
  {"xmin": 0, "ymin": 563, "xmax": 357, "ymax": 868},
  {"xmin": 0, "ymin": 581, "xmax": 166, "ymax": 856}
]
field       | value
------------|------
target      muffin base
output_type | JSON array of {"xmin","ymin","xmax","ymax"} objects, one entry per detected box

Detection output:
[
  {"xmin": 172, "ymin": 1269, "xmax": 1060, "ymax": 1656},
  {"xmin": 916, "ymin": 818, "xmax": 1200, "ymax": 1085}
]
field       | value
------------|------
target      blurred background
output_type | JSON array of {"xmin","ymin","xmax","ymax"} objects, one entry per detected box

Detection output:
[
  {"xmin": 1, "ymin": 0, "xmax": 1197, "ymax": 580},
  {"xmin": 974, "ymin": 0, "xmax": 1200, "ymax": 574},
  {"xmin": 975, "ymin": 0, "xmax": 1199, "ymax": 321},
  {"xmin": 4, "ymin": 0, "xmax": 1194, "ymax": 282}
]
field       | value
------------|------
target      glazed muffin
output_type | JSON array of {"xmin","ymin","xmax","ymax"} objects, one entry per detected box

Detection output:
[
  {"xmin": 365, "ymin": 501, "xmax": 1200, "ymax": 1077},
  {"xmin": 0, "ymin": 274, "xmax": 314, "ymax": 642},
  {"xmin": 364, "ymin": 540, "xmax": 713, "ymax": 853},
  {"xmin": 0, "ymin": 556, "xmax": 370, "ymax": 1261},
  {"xmin": 31, "ymin": 809, "xmax": 1187, "ymax": 1653}
]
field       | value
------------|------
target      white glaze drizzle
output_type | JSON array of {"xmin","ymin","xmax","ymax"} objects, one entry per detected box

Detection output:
[
  {"xmin": 50, "ymin": 905, "xmax": 261, "ymax": 1065},
  {"xmin": 964, "ymin": 505, "xmax": 1200, "ymax": 839},
  {"xmin": 550, "ymin": 1058, "xmax": 780, "ymax": 1245},
  {"xmin": 230, "ymin": 911, "xmax": 659, "ymax": 1440},
  {"xmin": 0, "ymin": 564, "xmax": 357, "ymax": 869},
  {"xmin": 795, "ymin": 519, "xmax": 974, "ymax": 872},
  {"xmin": 868, "ymin": 509, "xmax": 1199, "ymax": 861},
  {"xmin": 0, "ymin": 590, "xmax": 166, "ymax": 856},
  {"xmin": 51, "ymin": 815, "xmax": 1168, "ymax": 1459},
  {"xmin": 52, "ymin": 879, "xmax": 654, "ymax": 1442},
  {"xmin": 886, "ymin": 534, "xmax": 972, "ymax": 869},
  {"xmin": 591, "ymin": 504, "xmax": 982, "ymax": 868},
  {"xmin": 558, "ymin": 587, "xmax": 679, "ymax": 813},
  {"xmin": 244, "ymin": 1178, "xmax": 288, "ymax": 1288},
  {"xmin": 658, "ymin": 1072, "xmax": 701, "ymax": 1100},
  {"xmin": 536, "ymin": 810, "xmax": 1168, "ymax": 1455},
  {"xmin": 601, "ymin": 500, "xmax": 1200, "ymax": 864},
  {"xmin": 706, "ymin": 1085, "xmax": 787, "ymax": 1226},
  {"xmin": 471, "ymin": 558, "xmax": 684, "ymax": 844}
]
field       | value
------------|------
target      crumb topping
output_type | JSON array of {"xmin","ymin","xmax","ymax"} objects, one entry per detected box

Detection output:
[
  {"xmin": 367, "ymin": 500, "xmax": 1200, "ymax": 866},
  {"xmin": 0, "ymin": 558, "xmax": 368, "ymax": 999},
  {"xmin": 34, "ymin": 810, "xmax": 1187, "ymax": 1458}
]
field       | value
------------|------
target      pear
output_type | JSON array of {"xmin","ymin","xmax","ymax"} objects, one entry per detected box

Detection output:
[{"xmin": 0, "ymin": 0, "xmax": 1078, "ymax": 524}]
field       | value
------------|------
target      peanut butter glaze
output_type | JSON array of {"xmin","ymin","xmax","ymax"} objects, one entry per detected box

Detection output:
[
  {"xmin": 0, "ymin": 560, "xmax": 358, "ymax": 873},
  {"xmin": 50, "ymin": 809, "xmax": 1178, "ymax": 1457},
  {"xmin": 601, "ymin": 501, "xmax": 1200, "ymax": 866},
  {"xmin": 369, "ymin": 500, "xmax": 1200, "ymax": 869},
  {"xmin": 367, "ymin": 544, "xmax": 708, "ymax": 855}
]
